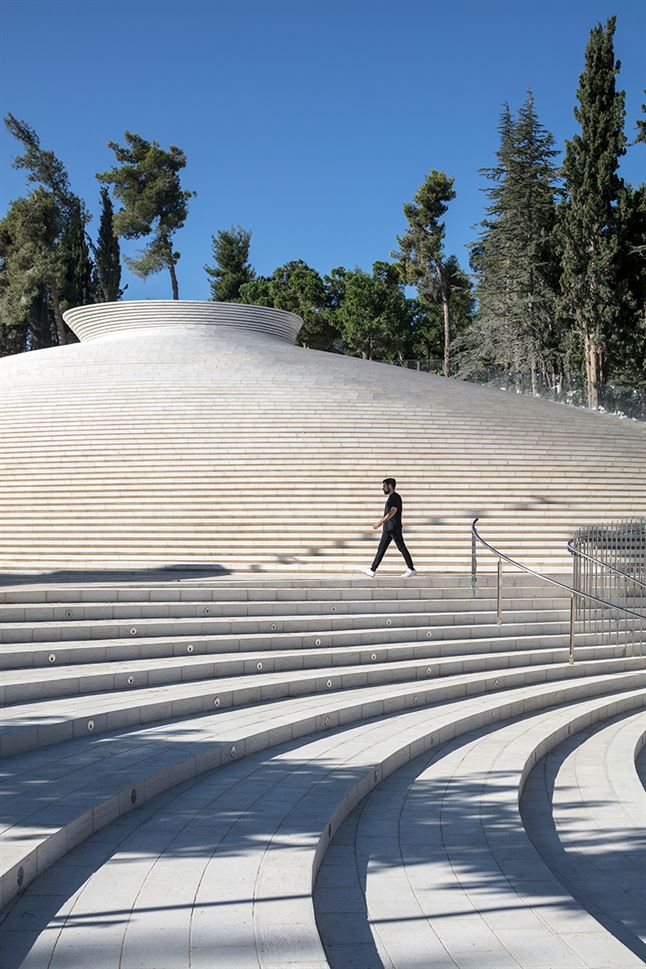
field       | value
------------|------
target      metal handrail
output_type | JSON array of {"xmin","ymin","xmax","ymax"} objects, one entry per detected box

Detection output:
[
  {"xmin": 471, "ymin": 517, "xmax": 646, "ymax": 664},
  {"xmin": 567, "ymin": 539, "xmax": 646, "ymax": 591}
]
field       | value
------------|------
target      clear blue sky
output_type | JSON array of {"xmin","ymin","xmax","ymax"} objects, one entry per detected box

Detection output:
[{"xmin": 1, "ymin": 0, "xmax": 644, "ymax": 301}]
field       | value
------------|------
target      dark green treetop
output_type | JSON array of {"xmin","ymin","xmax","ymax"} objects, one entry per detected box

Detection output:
[
  {"xmin": 395, "ymin": 169, "xmax": 457, "ymax": 376},
  {"xmin": 240, "ymin": 259, "xmax": 341, "ymax": 350},
  {"xmin": 60, "ymin": 197, "xmax": 95, "ymax": 311},
  {"xmin": 5, "ymin": 113, "xmax": 72, "ymax": 203},
  {"xmin": 1, "ymin": 114, "xmax": 90, "ymax": 345},
  {"xmin": 93, "ymin": 187, "xmax": 124, "ymax": 302},
  {"xmin": 205, "ymin": 226, "xmax": 254, "ymax": 302},
  {"xmin": 466, "ymin": 93, "xmax": 561, "ymax": 381},
  {"xmin": 97, "ymin": 131, "xmax": 195, "ymax": 300},
  {"xmin": 558, "ymin": 16, "xmax": 626, "ymax": 406},
  {"xmin": 636, "ymin": 91, "xmax": 646, "ymax": 145},
  {"xmin": 336, "ymin": 261, "xmax": 415, "ymax": 361}
]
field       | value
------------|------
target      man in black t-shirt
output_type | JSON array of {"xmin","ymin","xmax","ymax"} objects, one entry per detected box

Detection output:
[{"xmin": 360, "ymin": 478, "xmax": 417, "ymax": 577}]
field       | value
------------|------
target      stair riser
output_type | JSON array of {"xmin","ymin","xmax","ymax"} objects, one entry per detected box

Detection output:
[{"xmin": 0, "ymin": 642, "xmax": 628, "ymax": 706}]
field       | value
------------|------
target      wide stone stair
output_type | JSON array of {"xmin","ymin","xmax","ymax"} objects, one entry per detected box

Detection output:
[
  {"xmin": 3, "ymin": 300, "xmax": 646, "ymax": 574},
  {"xmin": 0, "ymin": 572, "xmax": 645, "ymax": 968}
]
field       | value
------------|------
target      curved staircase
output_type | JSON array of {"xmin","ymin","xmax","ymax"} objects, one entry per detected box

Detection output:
[
  {"xmin": 1, "ymin": 302, "xmax": 646, "ymax": 967},
  {"xmin": 0, "ymin": 570, "xmax": 645, "ymax": 968},
  {"xmin": 1, "ymin": 301, "xmax": 646, "ymax": 573}
]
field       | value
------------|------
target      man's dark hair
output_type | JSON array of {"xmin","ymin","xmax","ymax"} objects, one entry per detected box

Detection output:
[{"xmin": 383, "ymin": 477, "xmax": 396, "ymax": 489}]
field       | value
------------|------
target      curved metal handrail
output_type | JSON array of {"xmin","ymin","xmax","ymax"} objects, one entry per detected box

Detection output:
[
  {"xmin": 567, "ymin": 538, "xmax": 646, "ymax": 592},
  {"xmin": 471, "ymin": 518, "xmax": 646, "ymax": 664}
]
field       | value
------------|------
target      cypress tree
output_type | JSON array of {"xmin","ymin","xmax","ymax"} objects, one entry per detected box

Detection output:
[
  {"xmin": 204, "ymin": 226, "xmax": 254, "ymax": 302},
  {"xmin": 61, "ymin": 197, "xmax": 95, "ymax": 313},
  {"xmin": 558, "ymin": 16, "xmax": 626, "ymax": 408},
  {"xmin": 94, "ymin": 187, "xmax": 124, "ymax": 302}
]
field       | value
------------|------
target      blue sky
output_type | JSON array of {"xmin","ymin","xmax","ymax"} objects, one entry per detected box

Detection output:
[{"xmin": 1, "ymin": 0, "xmax": 644, "ymax": 301}]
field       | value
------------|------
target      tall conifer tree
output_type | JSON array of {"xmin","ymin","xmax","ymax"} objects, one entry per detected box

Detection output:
[
  {"xmin": 558, "ymin": 16, "xmax": 626, "ymax": 408},
  {"xmin": 61, "ymin": 197, "xmax": 95, "ymax": 312},
  {"xmin": 467, "ymin": 94, "xmax": 561, "ymax": 389},
  {"xmin": 94, "ymin": 187, "xmax": 124, "ymax": 302}
]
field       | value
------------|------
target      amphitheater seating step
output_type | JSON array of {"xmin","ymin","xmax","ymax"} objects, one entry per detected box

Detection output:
[{"xmin": 0, "ymin": 572, "xmax": 644, "ymax": 969}]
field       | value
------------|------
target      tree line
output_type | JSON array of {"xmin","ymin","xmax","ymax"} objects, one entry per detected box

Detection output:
[{"xmin": 0, "ymin": 16, "xmax": 644, "ymax": 409}]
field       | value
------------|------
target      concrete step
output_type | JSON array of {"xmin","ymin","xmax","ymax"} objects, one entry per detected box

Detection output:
[{"xmin": 1, "ymin": 676, "xmax": 645, "ymax": 963}]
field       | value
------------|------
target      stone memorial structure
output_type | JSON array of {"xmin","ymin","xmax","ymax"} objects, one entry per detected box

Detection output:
[
  {"xmin": 0, "ymin": 302, "xmax": 645, "ymax": 968},
  {"xmin": 1, "ymin": 300, "xmax": 646, "ymax": 574}
]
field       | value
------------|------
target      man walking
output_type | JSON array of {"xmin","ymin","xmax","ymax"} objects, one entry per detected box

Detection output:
[{"xmin": 360, "ymin": 478, "xmax": 417, "ymax": 577}]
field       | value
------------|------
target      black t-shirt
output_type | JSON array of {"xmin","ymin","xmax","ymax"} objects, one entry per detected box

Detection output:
[{"xmin": 384, "ymin": 492, "xmax": 403, "ymax": 531}]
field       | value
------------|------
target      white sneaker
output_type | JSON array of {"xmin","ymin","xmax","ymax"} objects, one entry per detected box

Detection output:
[
  {"xmin": 401, "ymin": 569, "xmax": 417, "ymax": 577},
  {"xmin": 359, "ymin": 568, "xmax": 376, "ymax": 577}
]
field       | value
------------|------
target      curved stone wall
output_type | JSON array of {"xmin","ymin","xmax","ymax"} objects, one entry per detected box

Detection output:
[
  {"xmin": 1, "ymin": 300, "xmax": 645, "ymax": 573},
  {"xmin": 63, "ymin": 300, "xmax": 302, "ymax": 344}
]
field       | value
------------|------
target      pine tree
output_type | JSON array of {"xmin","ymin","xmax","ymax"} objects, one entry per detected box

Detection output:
[
  {"xmin": 336, "ymin": 261, "xmax": 415, "ymax": 361},
  {"xmin": 3, "ymin": 114, "xmax": 86, "ymax": 345},
  {"xmin": 636, "ymin": 91, "xmax": 646, "ymax": 146},
  {"xmin": 204, "ymin": 226, "xmax": 254, "ymax": 302},
  {"xmin": 466, "ymin": 94, "xmax": 561, "ymax": 389},
  {"xmin": 394, "ymin": 170, "xmax": 456, "ymax": 376},
  {"xmin": 239, "ymin": 260, "xmax": 341, "ymax": 350},
  {"xmin": 93, "ymin": 187, "xmax": 124, "ymax": 302},
  {"xmin": 97, "ymin": 131, "xmax": 195, "ymax": 300},
  {"xmin": 558, "ymin": 16, "xmax": 626, "ymax": 408}
]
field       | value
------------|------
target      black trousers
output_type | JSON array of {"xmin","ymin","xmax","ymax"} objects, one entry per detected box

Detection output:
[{"xmin": 371, "ymin": 528, "xmax": 415, "ymax": 572}]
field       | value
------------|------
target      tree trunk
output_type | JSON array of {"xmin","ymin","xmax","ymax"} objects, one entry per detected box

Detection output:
[
  {"xmin": 50, "ymin": 282, "xmax": 66, "ymax": 346},
  {"xmin": 440, "ymin": 275, "xmax": 450, "ymax": 378},
  {"xmin": 584, "ymin": 332, "xmax": 602, "ymax": 410},
  {"xmin": 167, "ymin": 258, "xmax": 179, "ymax": 300}
]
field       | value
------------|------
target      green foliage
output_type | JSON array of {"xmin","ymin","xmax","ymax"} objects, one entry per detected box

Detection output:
[
  {"xmin": 413, "ymin": 256, "xmax": 474, "ymax": 362},
  {"xmin": 93, "ymin": 187, "xmax": 124, "ymax": 302},
  {"xmin": 395, "ymin": 169, "xmax": 457, "ymax": 374},
  {"xmin": 1, "ymin": 114, "xmax": 91, "ymax": 348},
  {"xmin": 60, "ymin": 197, "xmax": 95, "ymax": 311},
  {"xmin": 610, "ymin": 183, "xmax": 646, "ymax": 383},
  {"xmin": 240, "ymin": 259, "xmax": 341, "ymax": 350},
  {"xmin": 396, "ymin": 169, "xmax": 456, "ymax": 300},
  {"xmin": 0, "ymin": 186, "xmax": 69, "ymax": 350},
  {"xmin": 558, "ymin": 17, "xmax": 626, "ymax": 402},
  {"xmin": 464, "ymin": 93, "xmax": 562, "ymax": 381},
  {"xmin": 636, "ymin": 91, "xmax": 646, "ymax": 146},
  {"xmin": 97, "ymin": 131, "xmax": 194, "ymax": 299},
  {"xmin": 205, "ymin": 226, "xmax": 254, "ymax": 302},
  {"xmin": 336, "ymin": 261, "xmax": 415, "ymax": 360},
  {"xmin": 5, "ymin": 113, "xmax": 72, "ymax": 202}
]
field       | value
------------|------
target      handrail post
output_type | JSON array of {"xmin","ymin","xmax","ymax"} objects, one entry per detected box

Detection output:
[
  {"xmin": 497, "ymin": 557, "xmax": 503, "ymax": 624},
  {"xmin": 569, "ymin": 594, "xmax": 576, "ymax": 665},
  {"xmin": 471, "ymin": 525, "xmax": 477, "ymax": 595}
]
